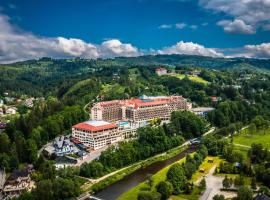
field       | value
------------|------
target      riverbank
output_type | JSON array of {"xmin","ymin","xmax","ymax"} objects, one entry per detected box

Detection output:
[
  {"xmin": 81, "ymin": 144, "xmax": 188, "ymax": 194},
  {"xmin": 79, "ymin": 127, "xmax": 215, "ymax": 199},
  {"xmin": 118, "ymin": 152, "xmax": 193, "ymax": 200}
]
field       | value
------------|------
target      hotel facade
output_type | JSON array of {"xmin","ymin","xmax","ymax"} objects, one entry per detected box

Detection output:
[{"xmin": 72, "ymin": 95, "xmax": 192, "ymax": 150}]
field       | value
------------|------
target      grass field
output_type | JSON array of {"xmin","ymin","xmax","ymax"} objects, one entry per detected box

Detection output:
[
  {"xmin": 191, "ymin": 156, "xmax": 223, "ymax": 182},
  {"xmin": 233, "ymin": 128, "xmax": 270, "ymax": 149},
  {"xmin": 169, "ymin": 74, "xmax": 209, "ymax": 85}
]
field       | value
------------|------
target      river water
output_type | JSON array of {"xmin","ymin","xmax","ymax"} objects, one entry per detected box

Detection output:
[{"xmin": 95, "ymin": 146, "xmax": 196, "ymax": 200}]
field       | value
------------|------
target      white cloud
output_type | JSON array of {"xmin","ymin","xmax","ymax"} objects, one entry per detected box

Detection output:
[
  {"xmin": 217, "ymin": 19, "xmax": 255, "ymax": 34},
  {"xmin": 159, "ymin": 22, "xmax": 198, "ymax": 30},
  {"xmin": 0, "ymin": 13, "xmax": 269, "ymax": 63},
  {"xmin": 157, "ymin": 41, "xmax": 223, "ymax": 57},
  {"xmin": 158, "ymin": 24, "xmax": 172, "ymax": 29},
  {"xmin": 190, "ymin": 25, "xmax": 198, "ymax": 30},
  {"xmin": 0, "ymin": 14, "xmax": 141, "ymax": 63},
  {"xmin": 175, "ymin": 23, "xmax": 186, "ymax": 29},
  {"xmin": 199, "ymin": 0, "xmax": 270, "ymax": 33},
  {"xmin": 99, "ymin": 39, "xmax": 141, "ymax": 57},
  {"xmin": 244, "ymin": 43, "xmax": 270, "ymax": 58}
]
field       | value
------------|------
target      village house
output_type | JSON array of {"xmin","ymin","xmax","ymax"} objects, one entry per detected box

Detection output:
[{"xmin": 2, "ymin": 165, "xmax": 34, "ymax": 199}]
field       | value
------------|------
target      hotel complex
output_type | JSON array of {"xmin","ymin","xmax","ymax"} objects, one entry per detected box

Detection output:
[{"xmin": 72, "ymin": 95, "xmax": 192, "ymax": 150}]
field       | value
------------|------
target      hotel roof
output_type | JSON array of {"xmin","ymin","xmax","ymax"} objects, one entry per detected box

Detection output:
[
  {"xmin": 93, "ymin": 96, "xmax": 185, "ymax": 109},
  {"xmin": 73, "ymin": 120, "xmax": 117, "ymax": 132}
]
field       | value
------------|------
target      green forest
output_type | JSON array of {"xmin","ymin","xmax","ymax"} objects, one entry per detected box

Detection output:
[{"xmin": 1, "ymin": 55, "xmax": 270, "ymax": 200}]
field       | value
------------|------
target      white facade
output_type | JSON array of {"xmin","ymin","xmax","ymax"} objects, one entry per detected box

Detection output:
[{"xmin": 72, "ymin": 120, "xmax": 122, "ymax": 150}]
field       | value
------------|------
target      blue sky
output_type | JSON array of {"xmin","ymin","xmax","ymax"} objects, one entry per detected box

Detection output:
[{"xmin": 0, "ymin": 0, "xmax": 270, "ymax": 63}]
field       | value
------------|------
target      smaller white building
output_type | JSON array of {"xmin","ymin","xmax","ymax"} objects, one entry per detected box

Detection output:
[
  {"xmin": 191, "ymin": 107, "xmax": 214, "ymax": 117},
  {"xmin": 72, "ymin": 120, "xmax": 122, "ymax": 150},
  {"xmin": 6, "ymin": 107, "xmax": 17, "ymax": 115},
  {"xmin": 155, "ymin": 67, "xmax": 167, "ymax": 76}
]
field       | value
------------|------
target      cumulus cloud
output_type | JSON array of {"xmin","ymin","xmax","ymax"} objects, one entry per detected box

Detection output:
[
  {"xmin": 199, "ymin": 0, "xmax": 270, "ymax": 34},
  {"xmin": 217, "ymin": 19, "xmax": 255, "ymax": 34},
  {"xmin": 0, "ymin": 13, "xmax": 269, "ymax": 63},
  {"xmin": 0, "ymin": 14, "xmax": 141, "ymax": 63},
  {"xmin": 157, "ymin": 41, "xmax": 223, "ymax": 57},
  {"xmin": 244, "ymin": 43, "xmax": 270, "ymax": 58},
  {"xmin": 99, "ymin": 39, "xmax": 141, "ymax": 57}
]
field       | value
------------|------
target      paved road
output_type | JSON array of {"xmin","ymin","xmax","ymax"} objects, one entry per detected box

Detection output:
[{"xmin": 199, "ymin": 165, "xmax": 223, "ymax": 200}]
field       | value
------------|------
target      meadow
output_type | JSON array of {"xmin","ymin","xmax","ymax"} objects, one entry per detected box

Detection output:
[{"xmin": 233, "ymin": 128, "xmax": 270, "ymax": 149}]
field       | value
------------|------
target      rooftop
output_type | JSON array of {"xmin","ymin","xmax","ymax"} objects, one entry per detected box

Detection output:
[{"xmin": 73, "ymin": 120, "xmax": 117, "ymax": 132}]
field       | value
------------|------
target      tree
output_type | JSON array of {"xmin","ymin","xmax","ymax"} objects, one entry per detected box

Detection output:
[
  {"xmin": 249, "ymin": 143, "xmax": 265, "ymax": 163},
  {"xmin": 156, "ymin": 181, "xmax": 173, "ymax": 200},
  {"xmin": 167, "ymin": 163, "xmax": 187, "ymax": 194},
  {"xmin": 222, "ymin": 175, "xmax": 231, "ymax": 189},
  {"xmin": 0, "ymin": 133, "xmax": 10, "ymax": 153},
  {"xmin": 248, "ymin": 123, "xmax": 256, "ymax": 136},
  {"xmin": 251, "ymin": 177, "xmax": 257, "ymax": 190},
  {"xmin": 213, "ymin": 194, "xmax": 225, "ymax": 200},
  {"xmin": 25, "ymin": 139, "xmax": 38, "ymax": 163},
  {"xmin": 34, "ymin": 179, "xmax": 54, "ymax": 200},
  {"xmin": 236, "ymin": 186, "xmax": 253, "ymax": 200},
  {"xmin": 146, "ymin": 174, "xmax": 154, "ymax": 189},
  {"xmin": 137, "ymin": 191, "xmax": 161, "ymax": 200},
  {"xmin": 199, "ymin": 178, "xmax": 206, "ymax": 190},
  {"xmin": 234, "ymin": 175, "xmax": 244, "ymax": 187}
]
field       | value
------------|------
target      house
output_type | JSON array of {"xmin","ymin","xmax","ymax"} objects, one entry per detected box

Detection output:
[
  {"xmin": 190, "ymin": 70, "xmax": 201, "ymax": 76},
  {"xmin": 0, "ymin": 122, "xmax": 6, "ymax": 129},
  {"xmin": 53, "ymin": 136, "xmax": 76, "ymax": 157},
  {"xmin": 155, "ymin": 67, "xmax": 167, "ymax": 76},
  {"xmin": 24, "ymin": 98, "xmax": 35, "ymax": 108},
  {"xmin": 211, "ymin": 96, "xmax": 221, "ymax": 104},
  {"xmin": 3, "ymin": 165, "xmax": 34, "ymax": 198},
  {"xmin": 5, "ymin": 107, "xmax": 17, "ymax": 115}
]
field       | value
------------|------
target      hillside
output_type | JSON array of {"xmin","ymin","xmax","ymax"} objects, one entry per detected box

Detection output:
[{"xmin": 0, "ymin": 55, "xmax": 270, "ymax": 102}]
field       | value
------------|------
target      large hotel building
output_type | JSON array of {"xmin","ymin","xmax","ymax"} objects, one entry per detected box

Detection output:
[{"xmin": 72, "ymin": 95, "xmax": 192, "ymax": 150}]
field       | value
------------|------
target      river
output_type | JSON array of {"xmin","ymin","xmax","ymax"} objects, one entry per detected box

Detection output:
[{"xmin": 94, "ymin": 146, "xmax": 196, "ymax": 200}]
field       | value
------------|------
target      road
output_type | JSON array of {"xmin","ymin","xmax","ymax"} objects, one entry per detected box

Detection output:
[{"xmin": 199, "ymin": 165, "xmax": 222, "ymax": 200}]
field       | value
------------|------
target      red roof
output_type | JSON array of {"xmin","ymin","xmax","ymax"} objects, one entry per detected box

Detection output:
[
  {"xmin": 73, "ymin": 122, "xmax": 117, "ymax": 132},
  {"xmin": 127, "ymin": 99, "xmax": 168, "ymax": 109}
]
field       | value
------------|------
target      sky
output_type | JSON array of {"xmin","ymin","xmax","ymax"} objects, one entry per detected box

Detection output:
[{"xmin": 0, "ymin": 0, "xmax": 270, "ymax": 63}]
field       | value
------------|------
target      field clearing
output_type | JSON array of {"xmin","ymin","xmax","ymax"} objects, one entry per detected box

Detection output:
[
  {"xmin": 169, "ymin": 74, "xmax": 209, "ymax": 85},
  {"xmin": 233, "ymin": 128, "xmax": 270, "ymax": 149},
  {"xmin": 191, "ymin": 156, "xmax": 223, "ymax": 182}
]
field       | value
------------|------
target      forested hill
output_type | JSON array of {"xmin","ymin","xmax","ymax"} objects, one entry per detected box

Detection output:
[
  {"xmin": 2, "ymin": 54, "xmax": 270, "ymax": 70},
  {"xmin": 0, "ymin": 55, "xmax": 270, "ymax": 103},
  {"xmin": 111, "ymin": 55, "xmax": 270, "ymax": 70}
]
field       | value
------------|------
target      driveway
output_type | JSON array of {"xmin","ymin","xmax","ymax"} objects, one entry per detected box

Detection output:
[{"xmin": 199, "ymin": 166, "xmax": 236, "ymax": 200}]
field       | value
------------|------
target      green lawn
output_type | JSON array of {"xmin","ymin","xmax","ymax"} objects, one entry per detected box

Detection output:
[
  {"xmin": 233, "ymin": 128, "xmax": 270, "ymax": 149},
  {"xmin": 191, "ymin": 156, "xmax": 223, "ymax": 182},
  {"xmin": 118, "ymin": 154, "xmax": 191, "ymax": 200},
  {"xmin": 169, "ymin": 74, "xmax": 209, "ymax": 85}
]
